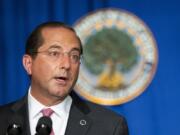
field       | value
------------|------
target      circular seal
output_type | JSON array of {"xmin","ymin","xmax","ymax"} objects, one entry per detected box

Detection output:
[{"xmin": 73, "ymin": 8, "xmax": 158, "ymax": 105}]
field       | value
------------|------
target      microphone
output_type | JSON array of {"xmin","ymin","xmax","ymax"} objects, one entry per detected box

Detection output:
[
  {"xmin": 6, "ymin": 115, "xmax": 23, "ymax": 135},
  {"xmin": 35, "ymin": 116, "xmax": 52, "ymax": 135}
]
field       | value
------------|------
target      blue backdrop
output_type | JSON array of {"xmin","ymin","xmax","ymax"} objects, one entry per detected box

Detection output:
[{"xmin": 0, "ymin": 0, "xmax": 180, "ymax": 135}]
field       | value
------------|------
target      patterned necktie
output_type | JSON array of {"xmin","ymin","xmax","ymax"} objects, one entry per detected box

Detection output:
[{"xmin": 41, "ymin": 108, "xmax": 55, "ymax": 135}]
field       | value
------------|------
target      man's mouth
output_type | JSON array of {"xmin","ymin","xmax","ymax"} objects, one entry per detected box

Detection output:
[{"xmin": 54, "ymin": 76, "xmax": 69, "ymax": 85}]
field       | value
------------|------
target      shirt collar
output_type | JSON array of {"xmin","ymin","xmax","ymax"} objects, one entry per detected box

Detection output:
[{"xmin": 28, "ymin": 87, "xmax": 72, "ymax": 119}]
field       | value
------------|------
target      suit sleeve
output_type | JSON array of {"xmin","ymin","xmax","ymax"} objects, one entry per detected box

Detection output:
[{"xmin": 113, "ymin": 117, "xmax": 129, "ymax": 135}]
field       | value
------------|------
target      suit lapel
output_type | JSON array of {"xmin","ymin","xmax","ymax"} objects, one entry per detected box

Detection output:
[
  {"xmin": 65, "ymin": 92, "xmax": 92, "ymax": 135},
  {"xmin": 11, "ymin": 95, "xmax": 31, "ymax": 135}
]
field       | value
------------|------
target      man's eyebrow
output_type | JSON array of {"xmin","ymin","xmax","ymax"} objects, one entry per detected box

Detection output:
[
  {"xmin": 71, "ymin": 48, "xmax": 81, "ymax": 53},
  {"xmin": 48, "ymin": 45, "xmax": 62, "ymax": 50}
]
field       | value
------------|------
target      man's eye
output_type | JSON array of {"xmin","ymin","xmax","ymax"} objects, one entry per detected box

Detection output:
[
  {"xmin": 71, "ymin": 54, "xmax": 80, "ymax": 61},
  {"xmin": 49, "ymin": 51, "xmax": 60, "ymax": 56}
]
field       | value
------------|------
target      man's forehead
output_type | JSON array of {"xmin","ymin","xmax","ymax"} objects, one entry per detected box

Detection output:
[
  {"xmin": 40, "ymin": 26, "xmax": 82, "ymax": 53},
  {"xmin": 41, "ymin": 27, "xmax": 79, "ymax": 42}
]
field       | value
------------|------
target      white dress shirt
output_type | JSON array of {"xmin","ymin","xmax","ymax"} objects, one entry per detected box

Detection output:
[{"xmin": 28, "ymin": 88, "xmax": 72, "ymax": 135}]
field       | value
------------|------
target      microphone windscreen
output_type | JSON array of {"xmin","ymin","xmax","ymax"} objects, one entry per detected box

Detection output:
[
  {"xmin": 36, "ymin": 116, "xmax": 52, "ymax": 135},
  {"xmin": 7, "ymin": 115, "xmax": 23, "ymax": 135}
]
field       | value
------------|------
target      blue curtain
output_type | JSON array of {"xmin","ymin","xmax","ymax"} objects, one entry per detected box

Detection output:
[{"xmin": 0, "ymin": 0, "xmax": 180, "ymax": 135}]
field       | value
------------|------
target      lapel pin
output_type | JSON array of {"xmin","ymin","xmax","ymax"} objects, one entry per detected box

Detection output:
[{"xmin": 80, "ymin": 119, "xmax": 86, "ymax": 126}]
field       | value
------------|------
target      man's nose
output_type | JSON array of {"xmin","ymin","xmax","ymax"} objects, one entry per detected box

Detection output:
[{"xmin": 59, "ymin": 53, "xmax": 71, "ymax": 69}]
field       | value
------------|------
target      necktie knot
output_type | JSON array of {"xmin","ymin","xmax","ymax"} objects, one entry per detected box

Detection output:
[{"xmin": 41, "ymin": 108, "xmax": 54, "ymax": 117}]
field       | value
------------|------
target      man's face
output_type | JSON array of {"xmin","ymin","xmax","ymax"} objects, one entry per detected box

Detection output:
[{"xmin": 23, "ymin": 27, "xmax": 81, "ymax": 105}]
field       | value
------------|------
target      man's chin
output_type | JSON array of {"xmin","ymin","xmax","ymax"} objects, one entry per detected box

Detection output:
[{"xmin": 50, "ymin": 88, "xmax": 71, "ymax": 98}]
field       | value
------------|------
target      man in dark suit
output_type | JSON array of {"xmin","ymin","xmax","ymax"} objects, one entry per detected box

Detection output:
[{"xmin": 0, "ymin": 21, "xmax": 129, "ymax": 135}]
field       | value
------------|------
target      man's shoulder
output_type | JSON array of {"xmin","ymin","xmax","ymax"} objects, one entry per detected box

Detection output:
[
  {"xmin": 0, "ymin": 101, "xmax": 16, "ymax": 113},
  {"xmin": 0, "ymin": 96, "xmax": 27, "ymax": 114},
  {"xmin": 0, "ymin": 101, "xmax": 18, "ymax": 130},
  {"xmin": 79, "ymin": 100, "xmax": 129, "ymax": 134},
  {"xmin": 70, "ymin": 92, "xmax": 129, "ymax": 135},
  {"xmin": 85, "ymin": 100, "xmax": 125, "ymax": 121},
  {"xmin": 71, "ymin": 91, "xmax": 125, "ymax": 121}
]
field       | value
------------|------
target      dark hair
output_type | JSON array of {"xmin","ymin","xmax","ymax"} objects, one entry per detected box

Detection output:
[{"xmin": 25, "ymin": 21, "xmax": 83, "ymax": 58}]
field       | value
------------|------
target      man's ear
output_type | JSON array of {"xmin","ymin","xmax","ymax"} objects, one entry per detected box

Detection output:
[{"xmin": 22, "ymin": 54, "xmax": 33, "ymax": 75}]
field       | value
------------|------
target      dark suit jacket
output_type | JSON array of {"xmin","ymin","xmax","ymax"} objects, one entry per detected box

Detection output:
[{"xmin": 0, "ymin": 92, "xmax": 129, "ymax": 135}]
